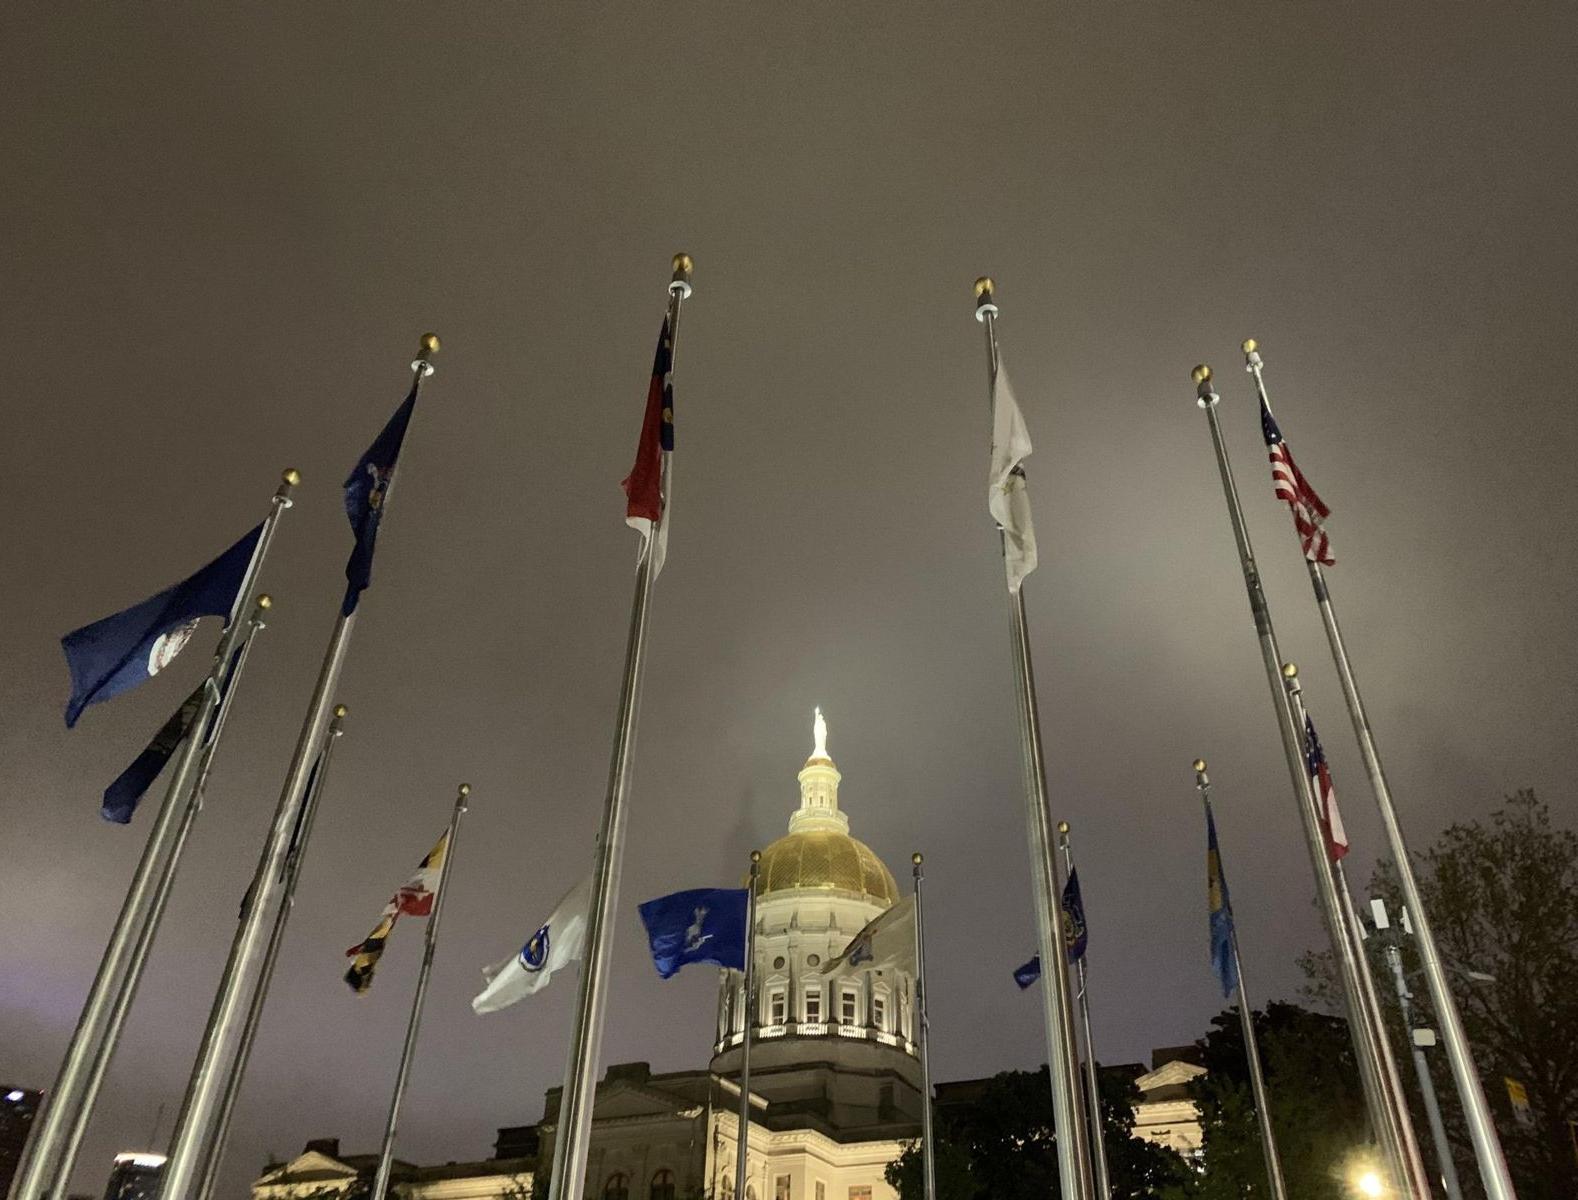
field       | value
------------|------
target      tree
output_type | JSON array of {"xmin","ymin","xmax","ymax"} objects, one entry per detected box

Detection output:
[
  {"xmin": 1300, "ymin": 790, "xmax": 1578, "ymax": 1199},
  {"xmin": 885, "ymin": 1066, "xmax": 1192, "ymax": 1200}
]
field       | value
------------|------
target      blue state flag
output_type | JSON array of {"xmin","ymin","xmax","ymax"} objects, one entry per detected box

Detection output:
[
  {"xmin": 1207, "ymin": 808, "xmax": 1239, "ymax": 998},
  {"xmin": 1013, "ymin": 955, "xmax": 1042, "ymax": 990},
  {"xmin": 1061, "ymin": 867, "xmax": 1089, "ymax": 963},
  {"xmin": 61, "ymin": 523, "xmax": 262, "ymax": 728},
  {"xmin": 101, "ymin": 682, "xmax": 205, "ymax": 823},
  {"xmin": 342, "ymin": 385, "xmax": 417, "ymax": 616},
  {"xmin": 637, "ymin": 887, "xmax": 749, "ymax": 980}
]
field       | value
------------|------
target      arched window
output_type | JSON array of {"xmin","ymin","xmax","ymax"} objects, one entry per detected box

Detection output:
[
  {"xmin": 721, "ymin": 1177, "xmax": 735, "ymax": 1200},
  {"xmin": 651, "ymin": 1170, "xmax": 675, "ymax": 1200},
  {"xmin": 604, "ymin": 1174, "xmax": 630, "ymax": 1200}
]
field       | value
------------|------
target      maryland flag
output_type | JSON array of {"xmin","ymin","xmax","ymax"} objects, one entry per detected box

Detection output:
[{"xmin": 344, "ymin": 829, "xmax": 449, "ymax": 993}]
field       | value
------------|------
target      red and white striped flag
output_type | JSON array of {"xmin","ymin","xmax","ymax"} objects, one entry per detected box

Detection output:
[
  {"xmin": 1260, "ymin": 397, "xmax": 1333, "ymax": 565},
  {"xmin": 1304, "ymin": 714, "xmax": 1350, "ymax": 862},
  {"xmin": 621, "ymin": 318, "xmax": 674, "ymax": 578}
]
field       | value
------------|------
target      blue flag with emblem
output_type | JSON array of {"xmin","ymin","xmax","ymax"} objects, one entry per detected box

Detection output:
[
  {"xmin": 342, "ymin": 384, "xmax": 417, "ymax": 616},
  {"xmin": 1062, "ymin": 867, "xmax": 1089, "ymax": 963},
  {"xmin": 1208, "ymin": 807, "xmax": 1239, "ymax": 997},
  {"xmin": 1013, "ymin": 955, "xmax": 1042, "ymax": 989},
  {"xmin": 638, "ymin": 887, "xmax": 749, "ymax": 979},
  {"xmin": 60, "ymin": 522, "xmax": 262, "ymax": 728}
]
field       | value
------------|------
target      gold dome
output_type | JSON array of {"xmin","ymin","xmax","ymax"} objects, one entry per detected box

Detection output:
[{"xmin": 755, "ymin": 829, "xmax": 899, "ymax": 907}]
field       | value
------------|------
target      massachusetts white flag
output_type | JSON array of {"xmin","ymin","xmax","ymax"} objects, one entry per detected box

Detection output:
[
  {"xmin": 472, "ymin": 874, "xmax": 593, "ymax": 1014},
  {"xmin": 988, "ymin": 363, "xmax": 1038, "ymax": 593},
  {"xmin": 820, "ymin": 895, "xmax": 916, "ymax": 975}
]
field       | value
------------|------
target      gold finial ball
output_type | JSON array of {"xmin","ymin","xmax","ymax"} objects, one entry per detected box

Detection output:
[
  {"xmin": 420, "ymin": 333, "xmax": 441, "ymax": 354},
  {"xmin": 282, "ymin": 467, "xmax": 301, "ymax": 486},
  {"xmin": 912, "ymin": 852, "xmax": 924, "ymax": 865},
  {"xmin": 1282, "ymin": 662, "xmax": 1299, "ymax": 678},
  {"xmin": 1193, "ymin": 758, "xmax": 1207, "ymax": 773},
  {"xmin": 1057, "ymin": 820, "xmax": 1070, "ymax": 834},
  {"xmin": 1242, "ymin": 338, "xmax": 1258, "ymax": 354},
  {"xmin": 459, "ymin": 783, "xmax": 472, "ymax": 796},
  {"xmin": 1192, "ymin": 364, "xmax": 1213, "ymax": 384},
  {"xmin": 750, "ymin": 849, "xmax": 762, "ymax": 864},
  {"xmin": 673, "ymin": 253, "xmax": 693, "ymax": 273},
  {"xmin": 255, "ymin": 593, "xmax": 272, "ymax": 610},
  {"xmin": 333, "ymin": 703, "xmax": 349, "ymax": 718},
  {"xmin": 974, "ymin": 276, "xmax": 995, "ymax": 298}
]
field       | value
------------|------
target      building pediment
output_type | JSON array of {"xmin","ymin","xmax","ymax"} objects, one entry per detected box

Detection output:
[
  {"xmin": 589, "ymin": 1080, "xmax": 702, "ymax": 1122},
  {"xmin": 258, "ymin": 1151, "xmax": 361, "ymax": 1186},
  {"xmin": 1135, "ymin": 1059, "xmax": 1205, "ymax": 1092}
]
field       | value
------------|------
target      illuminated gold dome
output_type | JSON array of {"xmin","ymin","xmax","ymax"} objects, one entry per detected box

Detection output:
[{"xmin": 756, "ymin": 829, "xmax": 899, "ymax": 907}]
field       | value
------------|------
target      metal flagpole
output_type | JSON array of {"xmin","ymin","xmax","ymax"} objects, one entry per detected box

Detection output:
[
  {"xmin": 546, "ymin": 255, "xmax": 692, "ymax": 1200},
  {"xmin": 1375, "ymin": 902, "xmax": 1466, "ymax": 1200},
  {"xmin": 367, "ymin": 782, "xmax": 474, "ymax": 1200},
  {"xmin": 12, "ymin": 470, "xmax": 297, "ymax": 1200},
  {"xmin": 194, "ymin": 704, "xmax": 350, "ymax": 1200},
  {"xmin": 162, "ymin": 336, "xmax": 439, "ymax": 1200},
  {"xmin": 1192, "ymin": 760, "xmax": 1290, "ymax": 1200},
  {"xmin": 911, "ymin": 853, "xmax": 937, "ymax": 1200},
  {"xmin": 1055, "ymin": 825, "xmax": 1112, "ymax": 1200},
  {"xmin": 734, "ymin": 852, "xmax": 761, "ymax": 1200},
  {"xmin": 1242, "ymin": 339, "xmax": 1516, "ymax": 1200},
  {"xmin": 1192, "ymin": 362, "xmax": 1410, "ymax": 1194},
  {"xmin": 1284, "ymin": 664, "xmax": 1435, "ymax": 1200},
  {"xmin": 974, "ymin": 278, "xmax": 1092, "ymax": 1200},
  {"xmin": 53, "ymin": 593, "xmax": 279, "ymax": 1200}
]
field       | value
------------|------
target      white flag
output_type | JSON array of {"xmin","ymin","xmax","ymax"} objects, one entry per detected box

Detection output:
[
  {"xmin": 472, "ymin": 874, "xmax": 594, "ymax": 1014},
  {"xmin": 988, "ymin": 363, "xmax": 1038, "ymax": 592},
  {"xmin": 820, "ymin": 896, "xmax": 916, "ymax": 975}
]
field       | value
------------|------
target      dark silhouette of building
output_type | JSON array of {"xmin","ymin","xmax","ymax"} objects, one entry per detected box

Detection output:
[{"xmin": 1, "ymin": 1085, "xmax": 43, "ymax": 1199}]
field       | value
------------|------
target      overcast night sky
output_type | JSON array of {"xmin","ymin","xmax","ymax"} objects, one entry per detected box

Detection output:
[{"xmin": 3, "ymin": 4, "xmax": 1576, "ymax": 1198}]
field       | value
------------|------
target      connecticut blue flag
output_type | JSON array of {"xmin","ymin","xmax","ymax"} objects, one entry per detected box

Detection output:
[
  {"xmin": 637, "ymin": 887, "xmax": 748, "ymax": 979},
  {"xmin": 60, "ymin": 523, "xmax": 261, "ymax": 728},
  {"xmin": 342, "ymin": 384, "xmax": 416, "ymax": 616},
  {"xmin": 1062, "ymin": 868, "xmax": 1089, "ymax": 963},
  {"xmin": 1207, "ymin": 808, "xmax": 1239, "ymax": 997},
  {"xmin": 1013, "ymin": 955, "xmax": 1042, "ymax": 990}
]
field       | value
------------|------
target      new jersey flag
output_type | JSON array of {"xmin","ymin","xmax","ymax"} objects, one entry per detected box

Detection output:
[
  {"xmin": 61, "ymin": 522, "xmax": 262, "ymax": 728},
  {"xmin": 473, "ymin": 874, "xmax": 594, "ymax": 1013},
  {"xmin": 1304, "ymin": 714, "xmax": 1351, "ymax": 863},
  {"xmin": 821, "ymin": 895, "xmax": 916, "ymax": 975},
  {"xmin": 621, "ymin": 319, "xmax": 675, "ymax": 578},
  {"xmin": 1062, "ymin": 868, "xmax": 1089, "ymax": 963},
  {"xmin": 1207, "ymin": 808, "xmax": 1238, "ymax": 997},
  {"xmin": 988, "ymin": 363, "xmax": 1038, "ymax": 593},
  {"xmin": 638, "ymin": 887, "xmax": 748, "ymax": 979},
  {"xmin": 343, "ymin": 384, "xmax": 417, "ymax": 616},
  {"xmin": 344, "ymin": 828, "xmax": 451, "ymax": 994}
]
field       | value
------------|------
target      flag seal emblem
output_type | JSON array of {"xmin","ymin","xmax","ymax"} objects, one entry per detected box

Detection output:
[
  {"xmin": 147, "ymin": 619, "xmax": 199, "ymax": 675},
  {"xmin": 520, "ymin": 924, "xmax": 551, "ymax": 972}
]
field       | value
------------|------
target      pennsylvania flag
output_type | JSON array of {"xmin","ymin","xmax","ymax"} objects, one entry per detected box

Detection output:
[
  {"xmin": 621, "ymin": 319, "xmax": 674, "ymax": 578},
  {"xmin": 1061, "ymin": 868, "xmax": 1089, "ymax": 963},
  {"xmin": 61, "ymin": 523, "xmax": 262, "ymax": 728},
  {"xmin": 1207, "ymin": 808, "xmax": 1239, "ymax": 998},
  {"xmin": 342, "ymin": 384, "xmax": 417, "ymax": 617},
  {"xmin": 344, "ymin": 828, "xmax": 449, "ymax": 993}
]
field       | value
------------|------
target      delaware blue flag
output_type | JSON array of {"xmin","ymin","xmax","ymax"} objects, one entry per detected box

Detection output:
[
  {"xmin": 61, "ymin": 523, "xmax": 261, "ymax": 728},
  {"xmin": 342, "ymin": 384, "xmax": 416, "ymax": 616},
  {"xmin": 1208, "ymin": 808, "xmax": 1239, "ymax": 997},
  {"xmin": 1013, "ymin": 955, "xmax": 1042, "ymax": 990},
  {"xmin": 637, "ymin": 887, "xmax": 748, "ymax": 979},
  {"xmin": 1062, "ymin": 868, "xmax": 1089, "ymax": 963}
]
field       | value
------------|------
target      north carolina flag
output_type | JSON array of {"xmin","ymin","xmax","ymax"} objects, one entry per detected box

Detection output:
[
  {"xmin": 621, "ymin": 318, "xmax": 674, "ymax": 578},
  {"xmin": 344, "ymin": 828, "xmax": 450, "ymax": 993}
]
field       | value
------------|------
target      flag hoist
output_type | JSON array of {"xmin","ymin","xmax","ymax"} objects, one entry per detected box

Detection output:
[
  {"xmin": 972, "ymin": 277, "xmax": 1092, "ymax": 1200},
  {"xmin": 195, "ymin": 704, "xmax": 352, "ymax": 1200},
  {"xmin": 1191, "ymin": 362, "xmax": 1417, "ymax": 1197},
  {"xmin": 911, "ymin": 853, "xmax": 936, "ymax": 1200},
  {"xmin": 546, "ymin": 254, "xmax": 693, "ymax": 1200},
  {"xmin": 16, "ymin": 470, "xmax": 298, "ymax": 1200},
  {"xmin": 161, "ymin": 333, "xmax": 441, "ymax": 1200},
  {"xmin": 1243, "ymin": 338, "xmax": 1516, "ymax": 1200},
  {"xmin": 1192, "ymin": 760, "xmax": 1289, "ymax": 1200},
  {"xmin": 1056, "ymin": 825, "xmax": 1111, "ymax": 1200}
]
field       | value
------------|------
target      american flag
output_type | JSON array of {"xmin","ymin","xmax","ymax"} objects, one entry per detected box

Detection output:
[
  {"xmin": 1261, "ymin": 398, "xmax": 1334, "ymax": 565},
  {"xmin": 1304, "ymin": 714, "xmax": 1350, "ymax": 862}
]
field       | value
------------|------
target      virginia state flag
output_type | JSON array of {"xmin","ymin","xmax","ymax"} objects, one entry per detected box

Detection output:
[
  {"xmin": 342, "ymin": 384, "xmax": 417, "ymax": 616},
  {"xmin": 61, "ymin": 523, "xmax": 261, "ymax": 728},
  {"xmin": 1207, "ymin": 808, "xmax": 1239, "ymax": 997},
  {"xmin": 638, "ymin": 887, "xmax": 748, "ymax": 979},
  {"xmin": 621, "ymin": 319, "xmax": 674, "ymax": 578}
]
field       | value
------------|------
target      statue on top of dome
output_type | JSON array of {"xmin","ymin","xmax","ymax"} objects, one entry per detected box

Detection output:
[{"xmin": 813, "ymin": 705, "xmax": 829, "ymax": 760}]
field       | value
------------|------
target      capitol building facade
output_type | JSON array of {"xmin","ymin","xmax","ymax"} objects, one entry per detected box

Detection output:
[{"xmin": 253, "ymin": 724, "xmax": 1199, "ymax": 1200}]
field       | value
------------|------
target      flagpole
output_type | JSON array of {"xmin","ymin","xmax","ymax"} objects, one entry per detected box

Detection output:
[
  {"xmin": 194, "ymin": 705, "xmax": 351, "ymax": 1200},
  {"xmin": 1192, "ymin": 362, "xmax": 1411, "ymax": 1193},
  {"xmin": 367, "ymin": 782, "xmax": 473, "ymax": 1200},
  {"xmin": 13, "ymin": 470, "xmax": 297, "ymax": 1200},
  {"xmin": 546, "ymin": 255, "xmax": 692, "ymax": 1200},
  {"xmin": 1192, "ymin": 760, "xmax": 1290, "ymax": 1200},
  {"xmin": 1243, "ymin": 340, "xmax": 1516, "ymax": 1200},
  {"xmin": 734, "ymin": 852, "xmax": 760, "ymax": 1200},
  {"xmin": 53, "ymin": 593, "xmax": 278, "ymax": 1200},
  {"xmin": 1055, "ymin": 826, "xmax": 1112, "ymax": 1200},
  {"xmin": 974, "ymin": 278, "xmax": 1092, "ymax": 1200},
  {"xmin": 910, "ymin": 854, "xmax": 937, "ymax": 1200},
  {"xmin": 162, "ymin": 335, "xmax": 439, "ymax": 1200}
]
